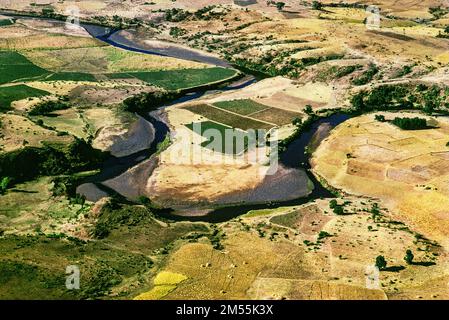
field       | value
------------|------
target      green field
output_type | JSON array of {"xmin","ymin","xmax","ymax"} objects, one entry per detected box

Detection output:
[
  {"xmin": 44, "ymin": 72, "xmax": 97, "ymax": 82},
  {"xmin": 0, "ymin": 84, "xmax": 50, "ymax": 112},
  {"xmin": 213, "ymin": 99, "xmax": 269, "ymax": 115},
  {"xmin": 0, "ymin": 51, "xmax": 49, "ymax": 85},
  {"xmin": 0, "ymin": 19, "xmax": 13, "ymax": 27},
  {"xmin": 108, "ymin": 67, "xmax": 238, "ymax": 90},
  {"xmin": 185, "ymin": 104, "xmax": 273, "ymax": 131},
  {"xmin": 186, "ymin": 121, "xmax": 255, "ymax": 154}
]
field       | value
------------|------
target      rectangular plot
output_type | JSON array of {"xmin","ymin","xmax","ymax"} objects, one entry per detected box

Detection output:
[
  {"xmin": 213, "ymin": 99, "xmax": 269, "ymax": 115},
  {"xmin": 184, "ymin": 104, "xmax": 273, "ymax": 131},
  {"xmin": 186, "ymin": 121, "xmax": 251, "ymax": 155},
  {"xmin": 251, "ymin": 107, "xmax": 301, "ymax": 125},
  {"xmin": 115, "ymin": 67, "xmax": 237, "ymax": 90},
  {"xmin": 0, "ymin": 51, "xmax": 49, "ymax": 84}
]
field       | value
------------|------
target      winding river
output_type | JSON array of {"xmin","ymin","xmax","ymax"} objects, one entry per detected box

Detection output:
[
  {"xmin": 2, "ymin": 14, "xmax": 352, "ymax": 222},
  {"xmin": 80, "ymin": 23, "xmax": 353, "ymax": 222}
]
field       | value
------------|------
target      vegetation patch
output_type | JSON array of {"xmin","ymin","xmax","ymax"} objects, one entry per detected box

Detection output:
[
  {"xmin": 0, "ymin": 51, "xmax": 49, "ymax": 85},
  {"xmin": 0, "ymin": 85, "xmax": 50, "ymax": 112},
  {"xmin": 110, "ymin": 67, "xmax": 237, "ymax": 90},
  {"xmin": 44, "ymin": 72, "xmax": 97, "ymax": 82},
  {"xmin": 186, "ymin": 121, "xmax": 251, "ymax": 155}
]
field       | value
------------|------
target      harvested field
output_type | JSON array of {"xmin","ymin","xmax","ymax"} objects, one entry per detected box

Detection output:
[
  {"xmin": 184, "ymin": 104, "xmax": 273, "ymax": 131},
  {"xmin": 312, "ymin": 112, "xmax": 449, "ymax": 249},
  {"xmin": 213, "ymin": 99, "xmax": 269, "ymax": 115}
]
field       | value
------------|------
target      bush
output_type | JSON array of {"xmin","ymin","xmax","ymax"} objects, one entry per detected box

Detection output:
[
  {"xmin": 404, "ymin": 249, "xmax": 414, "ymax": 264},
  {"xmin": 28, "ymin": 100, "xmax": 69, "ymax": 116},
  {"xmin": 391, "ymin": 117, "xmax": 428, "ymax": 130},
  {"xmin": 312, "ymin": 1, "xmax": 322, "ymax": 10},
  {"xmin": 375, "ymin": 255, "xmax": 387, "ymax": 270},
  {"xmin": 0, "ymin": 176, "xmax": 10, "ymax": 194}
]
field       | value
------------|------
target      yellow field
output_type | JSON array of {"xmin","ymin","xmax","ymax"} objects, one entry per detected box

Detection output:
[{"xmin": 312, "ymin": 112, "xmax": 449, "ymax": 249}]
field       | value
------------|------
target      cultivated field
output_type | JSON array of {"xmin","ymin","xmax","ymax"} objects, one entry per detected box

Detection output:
[{"xmin": 312, "ymin": 112, "xmax": 449, "ymax": 249}]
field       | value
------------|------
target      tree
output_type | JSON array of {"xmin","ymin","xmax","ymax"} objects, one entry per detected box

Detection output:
[
  {"xmin": 374, "ymin": 114, "xmax": 385, "ymax": 122},
  {"xmin": 275, "ymin": 2, "xmax": 285, "ymax": 11},
  {"xmin": 445, "ymin": 25, "xmax": 449, "ymax": 34},
  {"xmin": 333, "ymin": 205, "xmax": 344, "ymax": 215},
  {"xmin": 292, "ymin": 117, "xmax": 302, "ymax": 126},
  {"xmin": 404, "ymin": 249, "xmax": 414, "ymax": 264},
  {"xmin": 375, "ymin": 255, "xmax": 387, "ymax": 270},
  {"xmin": 312, "ymin": 1, "xmax": 322, "ymax": 10},
  {"xmin": 304, "ymin": 104, "xmax": 313, "ymax": 115},
  {"xmin": 329, "ymin": 199, "xmax": 338, "ymax": 209},
  {"xmin": 0, "ymin": 176, "xmax": 10, "ymax": 194}
]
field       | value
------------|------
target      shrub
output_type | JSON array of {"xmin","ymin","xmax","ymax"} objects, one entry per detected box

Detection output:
[
  {"xmin": 375, "ymin": 255, "xmax": 387, "ymax": 270},
  {"xmin": 404, "ymin": 249, "xmax": 414, "ymax": 264}
]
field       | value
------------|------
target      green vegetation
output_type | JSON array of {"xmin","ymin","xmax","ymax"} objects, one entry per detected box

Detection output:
[
  {"xmin": 110, "ymin": 67, "xmax": 237, "ymax": 90},
  {"xmin": 92, "ymin": 201, "xmax": 151, "ymax": 239},
  {"xmin": 391, "ymin": 117, "xmax": 429, "ymax": 130},
  {"xmin": 29, "ymin": 99, "xmax": 69, "ymax": 116},
  {"xmin": 0, "ymin": 176, "xmax": 10, "ymax": 194},
  {"xmin": 276, "ymin": 2, "xmax": 286, "ymax": 11},
  {"xmin": 0, "ymin": 234, "xmax": 153, "ymax": 299},
  {"xmin": 0, "ymin": 85, "xmax": 50, "ymax": 112},
  {"xmin": 213, "ymin": 99, "xmax": 269, "ymax": 115},
  {"xmin": 0, "ymin": 51, "xmax": 49, "ymax": 85},
  {"xmin": 318, "ymin": 231, "xmax": 331, "ymax": 240},
  {"xmin": 122, "ymin": 90, "xmax": 181, "ymax": 113},
  {"xmin": 186, "ymin": 121, "xmax": 253, "ymax": 155},
  {"xmin": 329, "ymin": 199, "xmax": 346, "ymax": 215},
  {"xmin": 0, "ymin": 19, "xmax": 14, "ymax": 27},
  {"xmin": 429, "ymin": 6, "xmax": 449, "ymax": 20},
  {"xmin": 312, "ymin": 1, "xmax": 323, "ymax": 10},
  {"xmin": 44, "ymin": 72, "xmax": 97, "ymax": 82},
  {"xmin": 0, "ymin": 138, "xmax": 106, "ymax": 184},
  {"xmin": 351, "ymin": 64, "xmax": 378, "ymax": 86},
  {"xmin": 350, "ymin": 84, "xmax": 448, "ymax": 113},
  {"xmin": 375, "ymin": 255, "xmax": 387, "ymax": 270},
  {"xmin": 404, "ymin": 249, "xmax": 414, "ymax": 264},
  {"xmin": 185, "ymin": 104, "xmax": 273, "ymax": 131}
]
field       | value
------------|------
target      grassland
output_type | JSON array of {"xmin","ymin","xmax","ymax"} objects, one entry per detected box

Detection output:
[{"xmin": 108, "ymin": 67, "xmax": 238, "ymax": 90}]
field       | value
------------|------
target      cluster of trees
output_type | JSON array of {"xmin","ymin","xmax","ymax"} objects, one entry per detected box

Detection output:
[
  {"xmin": 391, "ymin": 117, "xmax": 429, "ymax": 130},
  {"xmin": 351, "ymin": 64, "xmax": 379, "ymax": 86},
  {"xmin": 165, "ymin": 6, "xmax": 226, "ymax": 22},
  {"xmin": 375, "ymin": 250, "xmax": 415, "ymax": 271},
  {"xmin": 352, "ymin": 83, "xmax": 448, "ymax": 114},
  {"xmin": 122, "ymin": 90, "xmax": 181, "ymax": 113},
  {"xmin": 329, "ymin": 199, "xmax": 345, "ymax": 215},
  {"xmin": 0, "ymin": 138, "xmax": 106, "ymax": 185},
  {"xmin": 375, "ymin": 115, "xmax": 431, "ymax": 130},
  {"xmin": 29, "ymin": 99, "xmax": 69, "ymax": 116}
]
